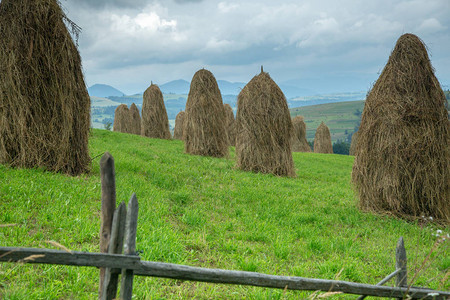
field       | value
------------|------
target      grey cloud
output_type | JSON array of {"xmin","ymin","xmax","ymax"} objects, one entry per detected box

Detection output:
[{"xmin": 63, "ymin": 0, "xmax": 150, "ymax": 9}]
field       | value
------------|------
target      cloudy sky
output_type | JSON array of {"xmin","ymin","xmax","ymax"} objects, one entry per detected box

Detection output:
[{"xmin": 61, "ymin": 0, "xmax": 450, "ymax": 95}]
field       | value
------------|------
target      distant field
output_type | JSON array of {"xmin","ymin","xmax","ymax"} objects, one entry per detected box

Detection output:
[{"xmin": 290, "ymin": 100, "xmax": 365, "ymax": 143}]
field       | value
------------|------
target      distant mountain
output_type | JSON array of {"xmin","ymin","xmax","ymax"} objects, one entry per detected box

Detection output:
[
  {"xmin": 160, "ymin": 79, "xmax": 190, "ymax": 94},
  {"xmin": 279, "ymin": 83, "xmax": 317, "ymax": 99},
  {"xmin": 88, "ymin": 84, "xmax": 124, "ymax": 98},
  {"xmin": 217, "ymin": 80, "xmax": 245, "ymax": 95}
]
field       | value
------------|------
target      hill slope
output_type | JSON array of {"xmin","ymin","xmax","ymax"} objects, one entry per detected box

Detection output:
[
  {"xmin": 0, "ymin": 130, "xmax": 447, "ymax": 298},
  {"xmin": 88, "ymin": 84, "xmax": 125, "ymax": 98}
]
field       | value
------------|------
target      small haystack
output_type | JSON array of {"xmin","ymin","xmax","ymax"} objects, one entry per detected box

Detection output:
[
  {"xmin": 141, "ymin": 84, "xmax": 171, "ymax": 139},
  {"xmin": 314, "ymin": 122, "xmax": 333, "ymax": 154},
  {"xmin": 128, "ymin": 103, "xmax": 141, "ymax": 135},
  {"xmin": 352, "ymin": 33, "xmax": 450, "ymax": 222},
  {"xmin": 291, "ymin": 116, "xmax": 311, "ymax": 152},
  {"xmin": 0, "ymin": 0, "xmax": 90, "ymax": 175},
  {"xmin": 113, "ymin": 104, "xmax": 129, "ymax": 133},
  {"xmin": 235, "ymin": 71, "xmax": 295, "ymax": 177},
  {"xmin": 173, "ymin": 111, "xmax": 185, "ymax": 140},
  {"xmin": 183, "ymin": 69, "xmax": 228, "ymax": 157},
  {"xmin": 349, "ymin": 131, "xmax": 358, "ymax": 156},
  {"xmin": 224, "ymin": 104, "xmax": 236, "ymax": 146}
]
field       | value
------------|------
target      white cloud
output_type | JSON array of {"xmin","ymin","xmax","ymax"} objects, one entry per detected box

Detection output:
[
  {"xmin": 218, "ymin": 2, "xmax": 238, "ymax": 13},
  {"xmin": 417, "ymin": 18, "xmax": 446, "ymax": 34}
]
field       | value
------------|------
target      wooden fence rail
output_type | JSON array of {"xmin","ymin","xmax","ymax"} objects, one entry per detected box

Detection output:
[{"xmin": 1, "ymin": 152, "xmax": 448, "ymax": 299}]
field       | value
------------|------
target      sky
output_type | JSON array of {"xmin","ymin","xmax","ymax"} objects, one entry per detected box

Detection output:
[{"xmin": 61, "ymin": 0, "xmax": 450, "ymax": 95}]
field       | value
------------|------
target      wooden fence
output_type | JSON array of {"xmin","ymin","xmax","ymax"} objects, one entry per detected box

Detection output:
[{"xmin": 0, "ymin": 152, "xmax": 448, "ymax": 299}]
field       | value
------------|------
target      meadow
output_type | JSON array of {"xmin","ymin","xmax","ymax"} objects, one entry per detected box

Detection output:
[{"xmin": 0, "ymin": 129, "xmax": 448, "ymax": 299}]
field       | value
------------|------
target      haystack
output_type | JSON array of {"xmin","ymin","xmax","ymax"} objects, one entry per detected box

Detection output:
[
  {"xmin": 235, "ymin": 71, "xmax": 295, "ymax": 177},
  {"xmin": 352, "ymin": 33, "xmax": 450, "ymax": 222},
  {"xmin": 183, "ymin": 69, "xmax": 228, "ymax": 157},
  {"xmin": 314, "ymin": 122, "xmax": 333, "ymax": 154},
  {"xmin": 173, "ymin": 111, "xmax": 185, "ymax": 140},
  {"xmin": 141, "ymin": 83, "xmax": 171, "ymax": 139},
  {"xmin": 291, "ymin": 116, "xmax": 311, "ymax": 152},
  {"xmin": 113, "ymin": 104, "xmax": 129, "ymax": 133},
  {"xmin": 0, "ymin": 0, "xmax": 90, "ymax": 175},
  {"xmin": 128, "ymin": 103, "xmax": 141, "ymax": 135},
  {"xmin": 349, "ymin": 131, "xmax": 358, "ymax": 156},
  {"xmin": 223, "ymin": 104, "xmax": 236, "ymax": 146}
]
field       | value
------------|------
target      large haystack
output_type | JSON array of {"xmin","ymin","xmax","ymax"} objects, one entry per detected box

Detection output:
[
  {"xmin": 113, "ymin": 104, "xmax": 129, "ymax": 133},
  {"xmin": 141, "ymin": 84, "xmax": 171, "ymax": 139},
  {"xmin": 128, "ymin": 103, "xmax": 141, "ymax": 135},
  {"xmin": 291, "ymin": 116, "xmax": 311, "ymax": 152},
  {"xmin": 349, "ymin": 131, "xmax": 358, "ymax": 156},
  {"xmin": 0, "ymin": 0, "xmax": 90, "ymax": 175},
  {"xmin": 183, "ymin": 69, "xmax": 228, "ymax": 157},
  {"xmin": 224, "ymin": 104, "xmax": 236, "ymax": 146},
  {"xmin": 352, "ymin": 33, "xmax": 450, "ymax": 222},
  {"xmin": 235, "ymin": 71, "xmax": 295, "ymax": 177},
  {"xmin": 173, "ymin": 111, "xmax": 185, "ymax": 140},
  {"xmin": 314, "ymin": 122, "xmax": 333, "ymax": 154}
]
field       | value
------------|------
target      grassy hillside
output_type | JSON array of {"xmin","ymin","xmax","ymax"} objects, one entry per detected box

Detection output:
[{"xmin": 0, "ymin": 130, "xmax": 448, "ymax": 299}]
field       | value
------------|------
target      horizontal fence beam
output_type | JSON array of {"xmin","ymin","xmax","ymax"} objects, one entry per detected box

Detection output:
[{"xmin": 1, "ymin": 247, "xmax": 449, "ymax": 299}]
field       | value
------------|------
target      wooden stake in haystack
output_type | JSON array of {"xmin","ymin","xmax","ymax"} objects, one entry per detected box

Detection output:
[
  {"xmin": 113, "ymin": 104, "xmax": 130, "ymax": 133},
  {"xmin": 173, "ymin": 111, "xmax": 185, "ymax": 140},
  {"xmin": 0, "ymin": 0, "xmax": 91, "ymax": 175},
  {"xmin": 314, "ymin": 122, "xmax": 333, "ymax": 154},
  {"xmin": 223, "ymin": 104, "xmax": 236, "ymax": 146},
  {"xmin": 291, "ymin": 116, "xmax": 311, "ymax": 152},
  {"xmin": 352, "ymin": 33, "xmax": 450, "ymax": 222},
  {"xmin": 183, "ymin": 69, "xmax": 228, "ymax": 157},
  {"xmin": 128, "ymin": 103, "xmax": 141, "ymax": 135},
  {"xmin": 235, "ymin": 70, "xmax": 295, "ymax": 177},
  {"xmin": 141, "ymin": 83, "xmax": 171, "ymax": 139}
]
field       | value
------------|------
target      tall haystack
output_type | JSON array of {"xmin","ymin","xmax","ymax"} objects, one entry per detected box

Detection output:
[
  {"xmin": 128, "ymin": 103, "xmax": 141, "ymax": 135},
  {"xmin": 113, "ymin": 104, "xmax": 129, "ymax": 133},
  {"xmin": 314, "ymin": 122, "xmax": 333, "ymax": 154},
  {"xmin": 173, "ymin": 111, "xmax": 185, "ymax": 140},
  {"xmin": 349, "ymin": 131, "xmax": 358, "ymax": 156},
  {"xmin": 224, "ymin": 104, "xmax": 236, "ymax": 146},
  {"xmin": 352, "ymin": 33, "xmax": 450, "ymax": 222},
  {"xmin": 0, "ymin": 0, "xmax": 90, "ymax": 175},
  {"xmin": 141, "ymin": 83, "xmax": 171, "ymax": 139},
  {"xmin": 291, "ymin": 116, "xmax": 311, "ymax": 152},
  {"xmin": 183, "ymin": 69, "xmax": 228, "ymax": 157},
  {"xmin": 235, "ymin": 71, "xmax": 295, "ymax": 177}
]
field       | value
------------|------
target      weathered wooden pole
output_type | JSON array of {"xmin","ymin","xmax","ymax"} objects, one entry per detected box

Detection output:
[
  {"xmin": 120, "ymin": 193, "xmax": 139, "ymax": 300},
  {"xmin": 395, "ymin": 236, "xmax": 407, "ymax": 299},
  {"xmin": 101, "ymin": 202, "xmax": 126, "ymax": 300},
  {"xmin": 99, "ymin": 152, "xmax": 116, "ymax": 298}
]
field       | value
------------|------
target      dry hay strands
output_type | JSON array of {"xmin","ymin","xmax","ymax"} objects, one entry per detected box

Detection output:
[
  {"xmin": 313, "ymin": 122, "xmax": 333, "ymax": 154},
  {"xmin": 291, "ymin": 115, "xmax": 311, "ymax": 152},
  {"xmin": 349, "ymin": 131, "xmax": 358, "ymax": 156},
  {"xmin": 352, "ymin": 33, "xmax": 450, "ymax": 223},
  {"xmin": 128, "ymin": 103, "xmax": 141, "ymax": 135},
  {"xmin": 141, "ymin": 84, "xmax": 171, "ymax": 139},
  {"xmin": 183, "ymin": 69, "xmax": 228, "ymax": 158},
  {"xmin": 0, "ymin": 0, "xmax": 90, "ymax": 176},
  {"xmin": 223, "ymin": 103, "xmax": 236, "ymax": 146},
  {"xmin": 235, "ymin": 71, "xmax": 295, "ymax": 177},
  {"xmin": 173, "ymin": 111, "xmax": 185, "ymax": 140},
  {"xmin": 113, "ymin": 104, "xmax": 130, "ymax": 133}
]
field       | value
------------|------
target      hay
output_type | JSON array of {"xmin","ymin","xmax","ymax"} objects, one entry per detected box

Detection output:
[
  {"xmin": 0, "ymin": 0, "xmax": 90, "ymax": 175},
  {"xmin": 314, "ymin": 122, "xmax": 333, "ymax": 154},
  {"xmin": 173, "ymin": 111, "xmax": 185, "ymax": 140},
  {"xmin": 291, "ymin": 116, "xmax": 311, "ymax": 152},
  {"xmin": 183, "ymin": 69, "xmax": 228, "ymax": 157},
  {"xmin": 128, "ymin": 103, "xmax": 141, "ymax": 135},
  {"xmin": 235, "ymin": 71, "xmax": 295, "ymax": 177},
  {"xmin": 141, "ymin": 83, "xmax": 171, "ymax": 139},
  {"xmin": 352, "ymin": 33, "xmax": 450, "ymax": 222},
  {"xmin": 223, "ymin": 104, "xmax": 236, "ymax": 146},
  {"xmin": 113, "ymin": 104, "xmax": 129, "ymax": 133},
  {"xmin": 349, "ymin": 131, "xmax": 358, "ymax": 156}
]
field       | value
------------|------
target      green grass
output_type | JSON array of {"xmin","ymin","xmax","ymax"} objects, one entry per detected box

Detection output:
[
  {"xmin": 0, "ymin": 129, "xmax": 448, "ymax": 299},
  {"xmin": 290, "ymin": 100, "xmax": 365, "ymax": 143}
]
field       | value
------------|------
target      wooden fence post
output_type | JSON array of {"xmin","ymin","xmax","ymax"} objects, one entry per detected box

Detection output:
[
  {"xmin": 120, "ymin": 193, "xmax": 139, "ymax": 300},
  {"xmin": 395, "ymin": 236, "xmax": 407, "ymax": 298},
  {"xmin": 99, "ymin": 152, "xmax": 116, "ymax": 298}
]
